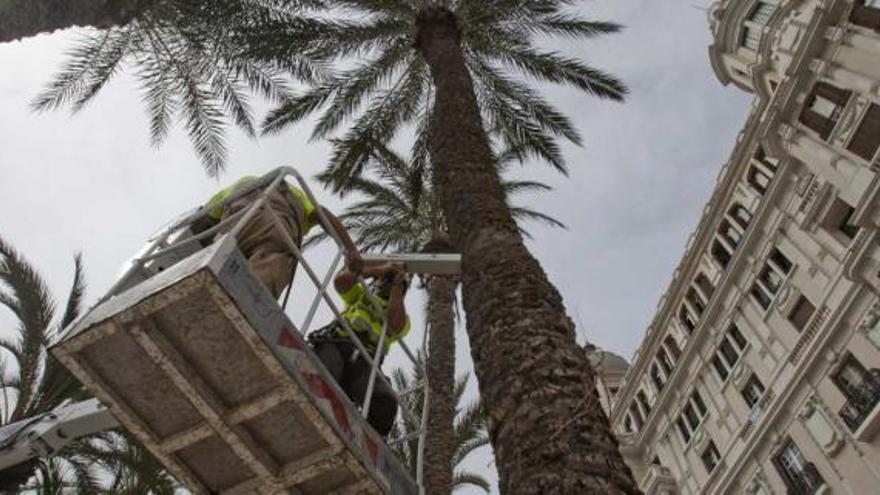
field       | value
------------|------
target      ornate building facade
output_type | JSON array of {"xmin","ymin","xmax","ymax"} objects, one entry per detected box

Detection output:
[{"xmin": 607, "ymin": 1, "xmax": 880, "ymax": 493}]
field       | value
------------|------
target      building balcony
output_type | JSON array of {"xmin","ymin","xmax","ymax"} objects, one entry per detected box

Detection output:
[
  {"xmin": 839, "ymin": 369, "xmax": 880, "ymax": 440},
  {"xmin": 639, "ymin": 464, "xmax": 678, "ymax": 495}
]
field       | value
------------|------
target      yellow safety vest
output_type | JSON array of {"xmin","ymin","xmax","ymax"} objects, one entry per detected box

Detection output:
[
  {"xmin": 205, "ymin": 176, "xmax": 317, "ymax": 232},
  {"xmin": 337, "ymin": 282, "xmax": 410, "ymax": 351}
]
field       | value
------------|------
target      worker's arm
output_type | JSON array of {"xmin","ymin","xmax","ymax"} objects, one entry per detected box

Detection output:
[
  {"xmin": 312, "ymin": 207, "xmax": 363, "ymax": 274},
  {"xmin": 386, "ymin": 270, "xmax": 408, "ymax": 336},
  {"xmin": 333, "ymin": 262, "xmax": 398, "ymax": 295}
]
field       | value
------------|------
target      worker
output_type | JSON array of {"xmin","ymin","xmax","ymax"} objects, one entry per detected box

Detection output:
[
  {"xmin": 194, "ymin": 175, "xmax": 362, "ymax": 299},
  {"xmin": 309, "ymin": 262, "xmax": 410, "ymax": 438}
]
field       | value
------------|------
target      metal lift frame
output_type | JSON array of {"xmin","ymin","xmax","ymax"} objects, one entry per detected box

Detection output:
[{"xmin": 44, "ymin": 167, "xmax": 441, "ymax": 494}]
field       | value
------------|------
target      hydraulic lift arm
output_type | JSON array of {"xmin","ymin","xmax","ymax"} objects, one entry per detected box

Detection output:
[{"xmin": 0, "ymin": 399, "xmax": 118, "ymax": 474}]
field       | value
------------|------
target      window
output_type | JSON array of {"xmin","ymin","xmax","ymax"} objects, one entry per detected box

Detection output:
[
  {"xmin": 624, "ymin": 414, "xmax": 634, "ymax": 433},
  {"xmin": 676, "ymin": 417, "xmax": 691, "ymax": 444},
  {"xmin": 677, "ymin": 389, "xmax": 710, "ymax": 444},
  {"xmin": 833, "ymin": 354, "xmax": 880, "ymax": 432},
  {"xmin": 712, "ymin": 325, "xmax": 749, "ymax": 381},
  {"xmin": 741, "ymin": 374, "xmax": 766, "ymax": 409},
  {"xmin": 686, "ymin": 288, "xmax": 707, "ymax": 316},
  {"xmin": 609, "ymin": 386, "xmax": 619, "ymax": 398},
  {"xmin": 728, "ymin": 204, "xmax": 752, "ymax": 230},
  {"xmin": 718, "ymin": 219, "xmax": 743, "ymax": 249},
  {"xmin": 847, "ymin": 103, "xmax": 880, "ymax": 162},
  {"xmin": 741, "ymin": 2, "xmax": 777, "ymax": 50},
  {"xmin": 637, "ymin": 390, "xmax": 652, "ymax": 417},
  {"xmin": 630, "ymin": 403, "xmax": 644, "ymax": 431},
  {"xmin": 651, "ymin": 364, "xmax": 665, "ymax": 392},
  {"xmin": 711, "ymin": 240, "xmax": 733, "ymax": 269},
  {"xmin": 799, "ymin": 82, "xmax": 851, "ymax": 140},
  {"xmin": 680, "ymin": 305, "xmax": 698, "ymax": 334},
  {"xmin": 773, "ymin": 438, "xmax": 825, "ymax": 494},
  {"xmin": 747, "ymin": 166, "xmax": 772, "ymax": 195},
  {"xmin": 694, "ymin": 273, "xmax": 716, "ymax": 301},
  {"xmin": 822, "ymin": 197, "xmax": 860, "ymax": 242},
  {"xmin": 713, "ymin": 356, "xmax": 729, "ymax": 381},
  {"xmin": 657, "ymin": 347, "xmax": 674, "ymax": 375},
  {"xmin": 751, "ymin": 247, "xmax": 793, "ymax": 310},
  {"xmin": 851, "ymin": 0, "xmax": 880, "ymax": 31},
  {"xmin": 701, "ymin": 440, "xmax": 722, "ymax": 474},
  {"xmin": 664, "ymin": 335, "xmax": 682, "ymax": 361},
  {"xmin": 788, "ymin": 295, "xmax": 816, "ymax": 332}
]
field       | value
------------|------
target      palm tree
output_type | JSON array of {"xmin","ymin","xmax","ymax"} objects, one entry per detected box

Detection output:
[
  {"xmin": 0, "ymin": 0, "xmax": 153, "ymax": 43},
  {"xmin": 254, "ymin": 2, "xmax": 639, "ymax": 492},
  {"xmin": 0, "ymin": 236, "xmax": 96, "ymax": 492},
  {"xmin": 390, "ymin": 352, "xmax": 491, "ymax": 493},
  {"xmin": 32, "ymin": 0, "xmax": 320, "ymax": 175},
  {"xmin": 0, "ymin": 237, "xmax": 180, "ymax": 494},
  {"xmin": 312, "ymin": 141, "xmax": 564, "ymax": 495}
]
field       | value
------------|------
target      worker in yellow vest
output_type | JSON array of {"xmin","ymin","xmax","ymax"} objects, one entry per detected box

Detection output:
[
  {"xmin": 196, "ymin": 175, "xmax": 362, "ymax": 299},
  {"xmin": 309, "ymin": 262, "xmax": 410, "ymax": 437}
]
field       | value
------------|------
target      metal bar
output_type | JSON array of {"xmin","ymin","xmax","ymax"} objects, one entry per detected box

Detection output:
[
  {"xmin": 262, "ymin": 209, "xmax": 423, "ymax": 427},
  {"xmin": 300, "ymin": 249, "xmax": 343, "ymax": 336},
  {"xmin": 361, "ymin": 322, "xmax": 388, "ymax": 420},
  {"xmin": 416, "ymin": 377, "xmax": 429, "ymax": 493}
]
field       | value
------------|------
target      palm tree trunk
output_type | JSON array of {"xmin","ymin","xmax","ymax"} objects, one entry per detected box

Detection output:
[
  {"xmin": 414, "ymin": 8, "xmax": 640, "ymax": 495},
  {"xmin": 0, "ymin": 0, "xmax": 151, "ymax": 44},
  {"xmin": 424, "ymin": 273, "xmax": 457, "ymax": 495}
]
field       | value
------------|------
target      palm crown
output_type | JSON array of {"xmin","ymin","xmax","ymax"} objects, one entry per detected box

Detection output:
[
  {"xmin": 34, "ymin": 0, "xmax": 321, "ymax": 176},
  {"xmin": 254, "ymin": 0, "xmax": 627, "ymax": 187},
  {"xmin": 309, "ymin": 141, "xmax": 566, "ymax": 253}
]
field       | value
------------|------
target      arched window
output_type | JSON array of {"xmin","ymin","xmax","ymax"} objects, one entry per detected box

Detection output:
[
  {"xmin": 664, "ymin": 335, "xmax": 682, "ymax": 361},
  {"xmin": 624, "ymin": 414, "xmax": 634, "ymax": 433},
  {"xmin": 728, "ymin": 203, "xmax": 752, "ymax": 231},
  {"xmin": 711, "ymin": 240, "xmax": 733, "ymax": 269},
  {"xmin": 630, "ymin": 403, "xmax": 644, "ymax": 430},
  {"xmin": 680, "ymin": 305, "xmax": 697, "ymax": 334}
]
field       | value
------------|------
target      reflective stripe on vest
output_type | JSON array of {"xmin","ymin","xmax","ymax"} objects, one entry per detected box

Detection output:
[
  {"xmin": 205, "ymin": 175, "xmax": 316, "ymax": 230},
  {"xmin": 337, "ymin": 286, "xmax": 410, "ymax": 350}
]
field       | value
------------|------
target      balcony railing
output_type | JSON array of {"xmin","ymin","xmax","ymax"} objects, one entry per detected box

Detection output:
[
  {"xmin": 787, "ymin": 462, "xmax": 825, "ymax": 495},
  {"xmin": 839, "ymin": 369, "xmax": 880, "ymax": 432}
]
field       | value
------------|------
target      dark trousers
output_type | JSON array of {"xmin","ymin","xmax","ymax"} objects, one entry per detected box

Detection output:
[{"xmin": 311, "ymin": 339, "xmax": 398, "ymax": 438}]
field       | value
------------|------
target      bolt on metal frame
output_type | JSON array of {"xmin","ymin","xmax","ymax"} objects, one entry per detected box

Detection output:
[{"xmin": 104, "ymin": 166, "xmax": 430, "ymax": 491}]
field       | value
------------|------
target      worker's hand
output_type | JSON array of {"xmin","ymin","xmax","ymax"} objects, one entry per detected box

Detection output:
[
  {"xmin": 345, "ymin": 250, "xmax": 364, "ymax": 275},
  {"xmin": 390, "ymin": 264, "xmax": 406, "ymax": 285}
]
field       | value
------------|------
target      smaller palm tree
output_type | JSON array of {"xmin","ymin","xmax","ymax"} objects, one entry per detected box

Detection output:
[
  {"xmin": 390, "ymin": 351, "xmax": 491, "ymax": 493},
  {"xmin": 0, "ymin": 235, "xmax": 96, "ymax": 493},
  {"xmin": 83, "ymin": 431, "xmax": 180, "ymax": 494}
]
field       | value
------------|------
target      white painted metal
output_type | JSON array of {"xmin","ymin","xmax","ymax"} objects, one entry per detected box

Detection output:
[
  {"xmin": 362, "ymin": 253, "xmax": 461, "ymax": 275},
  {"xmin": 0, "ymin": 399, "xmax": 118, "ymax": 473}
]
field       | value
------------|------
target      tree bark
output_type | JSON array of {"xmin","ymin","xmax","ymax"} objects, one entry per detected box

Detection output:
[
  {"xmin": 0, "ymin": 0, "xmax": 151, "ymax": 44},
  {"xmin": 414, "ymin": 8, "xmax": 640, "ymax": 495},
  {"xmin": 424, "ymin": 273, "xmax": 458, "ymax": 495}
]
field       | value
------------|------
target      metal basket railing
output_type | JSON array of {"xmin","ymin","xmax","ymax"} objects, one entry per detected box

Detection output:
[{"xmin": 104, "ymin": 166, "xmax": 429, "ymax": 491}]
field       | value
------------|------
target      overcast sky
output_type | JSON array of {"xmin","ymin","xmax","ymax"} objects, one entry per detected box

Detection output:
[{"xmin": 0, "ymin": 1, "xmax": 752, "ymax": 492}]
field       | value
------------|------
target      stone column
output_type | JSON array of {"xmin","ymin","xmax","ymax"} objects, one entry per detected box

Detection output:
[{"xmin": 813, "ymin": 58, "xmax": 880, "ymax": 96}]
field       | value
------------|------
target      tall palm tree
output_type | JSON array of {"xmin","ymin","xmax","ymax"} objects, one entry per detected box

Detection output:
[
  {"xmin": 32, "ymin": 0, "xmax": 320, "ymax": 175},
  {"xmin": 312, "ymin": 141, "xmax": 564, "ymax": 495},
  {"xmin": 0, "ymin": 236, "xmax": 96, "ymax": 492},
  {"xmin": 0, "ymin": 0, "xmax": 153, "ymax": 43},
  {"xmin": 254, "ymin": 2, "xmax": 639, "ymax": 492},
  {"xmin": 390, "ymin": 352, "xmax": 491, "ymax": 494}
]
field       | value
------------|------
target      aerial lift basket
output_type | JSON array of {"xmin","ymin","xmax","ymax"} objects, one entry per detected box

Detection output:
[{"xmin": 50, "ymin": 168, "xmax": 423, "ymax": 495}]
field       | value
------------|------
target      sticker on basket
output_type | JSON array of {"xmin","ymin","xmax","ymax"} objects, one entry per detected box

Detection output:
[{"xmin": 304, "ymin": 372, "xmax": 353, "ymax": 439}]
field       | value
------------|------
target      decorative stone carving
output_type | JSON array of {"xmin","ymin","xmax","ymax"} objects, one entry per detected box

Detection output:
[{"xmin": 800, "ymin": 396, "xmax": 845, "ymax": 456}]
